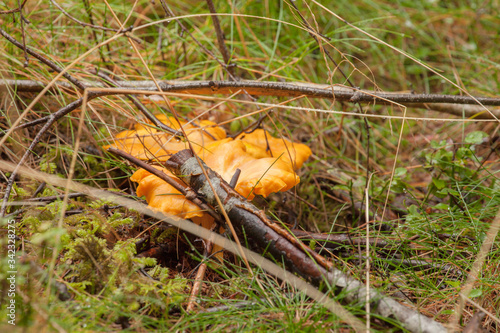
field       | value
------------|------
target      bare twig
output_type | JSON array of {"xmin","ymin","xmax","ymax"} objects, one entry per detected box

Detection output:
[
  {"xmin": 290, "ymin": 229, "xmax": 391, "ymax": 250},
  {"xmin": 0, "ymin": 28, "xmax": 86, "ymax": 91},
  {"xmin": 4, "ymin": 79, "xmax": 499, "ymax": 113},
  {"xmin": 106, "ymin": 147, "xmax": 224, "ymax": 226},
  {"xmin": 158, "ymin": 0, "xmax": 237, "ymax": 81},
  {"xmin": 0, "ymin": 0, "xmax": 27, "ymax": 14},
  {"xmin": 205, "ymin": 0, "xmax": 236, "ymax": 79},
  {"xmin": 186, "ymin": 233, "xmax": 214, "ymax": 312},
  {"xmin": 93, "ymin": 69, "xmax": 182, "ymax": 137}
]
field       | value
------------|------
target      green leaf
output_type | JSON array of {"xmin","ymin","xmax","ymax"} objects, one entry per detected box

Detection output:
[
  {"xmin": 394, "ymin": 167, "xmax": 407, "ymax": 178},
  {"xmin": 434, "ymin": 203, "xmax": 449, "ymax": 210},
  {"xmin": 469, "ymin": 289, "xmax": 482, "ymax": 298},
  {"xmin": 446, "ymin": 280, "xmax": 461, "ymax": 288},
  {"xmin": 432, "ymin": 178, "xmax": 446, "ymax": 190},
  {"xmin": 465, "ymin": 131, "xmax": 487, "ymax": 144}
]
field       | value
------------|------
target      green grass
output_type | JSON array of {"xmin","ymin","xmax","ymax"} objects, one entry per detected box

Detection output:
[{"xmin": 1, "ymin": 0, "xmax": 499, "ymax": 331}]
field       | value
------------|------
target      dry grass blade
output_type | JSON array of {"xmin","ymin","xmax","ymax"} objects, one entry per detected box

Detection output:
[{"xmin": 0, "ymin": 159, "xmax": 365, "ymax": 331}]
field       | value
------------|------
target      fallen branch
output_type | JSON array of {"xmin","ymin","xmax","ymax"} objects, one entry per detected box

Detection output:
[
  {"xmin": 2, "ymin": 79, "xmax": 500, "ymax": 119},
  {"xmin": 163, "ymin": 149, "xmax": 447, "ymax": 333}
]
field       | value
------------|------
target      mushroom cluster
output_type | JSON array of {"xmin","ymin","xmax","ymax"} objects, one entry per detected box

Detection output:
[{"xmin": 106, "ymin": 115, "xmax": 312, "ymax": 258}]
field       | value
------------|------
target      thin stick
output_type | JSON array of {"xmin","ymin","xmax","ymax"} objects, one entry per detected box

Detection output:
[
  {"xmin": 158, "ymin": 0, "xmax": 236, "ymax": 81},
  {"xmin": 4, "ymin": 79, "xmax": 499, "ymax": 109},
  {"xmin": 186, "ymin": 235, "xmax": 214, "ymax": 312},
  {"xmin": 106, "ymin": 147, "xmax": 223, "ymax": 225},
  {"xmin": 205, "ymin": 0, "xmax": 236, "ymax": 79},
  {"xmin": 0, "ymin": 28, "xmax": 86, "ymax": 91},
  {"xmin": 0, "ymin": 0, "xmax": 27, "ymax": 14}
]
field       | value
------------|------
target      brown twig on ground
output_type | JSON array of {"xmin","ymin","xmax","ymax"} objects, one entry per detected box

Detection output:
[
  {"xmin": 186, "ymin": 235, "xmax": 214, "ymax": 312},
  {"xmin": 93, "ymin": 70, "xmax": 182, "ymax": 137},
  {"xmin": 340, "ymin": 253, "xmax": 464, "ymax": 277},
  {"xmin": 0, "ymin": 0, "xmax": 27, "ymax": 14},
  {"xmin": 3, "ymin": 79, "xmax": 500, "ymax": 116},
  {"xmin": 205, "ymin": 0, "xmax": 236, "ymax": 79},
  {"xmin": 0, "ymin": 91, "xmax": 112, "ymax": 216},
  {"xmin": 164, "ymin": 149, "xmax": 448, "ymax": 333},
  {"xmin": 0, "ymin": 28, "xmax": 86, "ymax": 91},
  {"xmin": 106, "ymin": 147, "xmax": 224, "ymax": 226},
  {"xmin": 290, "ymin": 229, "xmax": 391, "ymax": 250}
]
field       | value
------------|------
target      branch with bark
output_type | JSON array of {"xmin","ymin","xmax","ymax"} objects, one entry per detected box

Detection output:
[
  {"xmin": 3, "ymin": 79, "xmax": 499, "ymax": 119},
  {"xmin": 160, "ymin": 148, "xmax": 447, "ymax": 333}
]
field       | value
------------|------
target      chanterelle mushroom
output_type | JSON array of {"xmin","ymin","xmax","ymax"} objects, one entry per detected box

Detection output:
[
  {"xmin": 108, "ymin": 115, "xmax": 311, "ymax": 258},
  {"xmin": 106, "ymin": 115, "xmax": 226, "ymax": 161}
]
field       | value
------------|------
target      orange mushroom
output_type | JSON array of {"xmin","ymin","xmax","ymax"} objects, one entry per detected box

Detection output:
[
  {"xmin": 236, "ymin": 129, "xmax": 311, "ymax": 169},
  {"xmin": 109, "ymin": 115, "xmax": 312, "ymax": 261},
  {"xmin": 106, "ymin": 115, "xmax": 226, "ymax": 161}
]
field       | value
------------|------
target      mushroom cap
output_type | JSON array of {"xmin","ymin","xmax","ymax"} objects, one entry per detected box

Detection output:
[
  {"xmin": 131, "ymin": 167, "xmax": 205, "ymax": 219},
  {"xmin": 202, "ymin": 139, "xmax": 301, "ymax": 200},
  {"xmin": 106, "ymin": 115, "xmax": 226, "ymax": 161},
  {"xmin": 236, "ymin": 129, "xmax": 312, "ymax": 169}
]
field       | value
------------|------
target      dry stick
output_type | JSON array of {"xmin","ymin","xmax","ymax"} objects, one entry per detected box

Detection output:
[
  {"xmin": 158, "ymin": 0, "xmax": 237, "ymax": 81},
  {"xmin": 186, "ymin": 231, "xmax": 215, "ymax": 312},
  {"xmin": 0, "ymin": 91, "xmax": 111, "ymax": 216},
  {"xmin": 107, "ymin": 147, "xmax": 223, "ymax": 226},
  {"xmin": 164, "ymin": 149, "xmax": 447, "ymax": 333},
  {"xmin": 0, "ymin": 0, "xmax": 27, "ymax": 14},
  {"xmin": 93, "ymin": 70, "xmax": 181, "ymax": 137},
  {"xmin": 4, "ymin": 79, "xmax": 500, "ymax": 112},
  {"xmin": 205, "ymin": 0, "xmax": 236, "ymax": 79},
  {"xmin": 0, "ymin": 159, "xmax": 365, "ymax": 332},
  {"xmin": 290, "ymin": 229, "xmax": 391, "ymax": 249},
  {"xmin": 0, "ymin": 28, "xmax": 87, "ymax": 91},
  {"xmin": 341, "ymin": 254, "xmax": 464, "ymax": 278}
]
